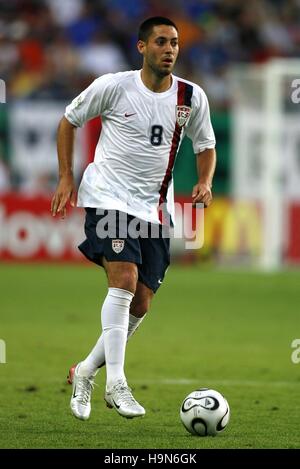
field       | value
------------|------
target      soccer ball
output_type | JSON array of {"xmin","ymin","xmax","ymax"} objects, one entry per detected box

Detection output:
[{"xmin": 180, "ymin": 388, "xmax": 230, "ymax": 436}]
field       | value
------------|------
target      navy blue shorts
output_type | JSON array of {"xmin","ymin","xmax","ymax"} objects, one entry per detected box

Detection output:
[{"xmin": 78, "ymin": 208, "xmax": 170, "ymax": 293}]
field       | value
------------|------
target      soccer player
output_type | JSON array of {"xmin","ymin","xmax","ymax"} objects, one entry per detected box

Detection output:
[{"xmin": 51, "ymin": 17, "xmax": 216, "ymax": 420}]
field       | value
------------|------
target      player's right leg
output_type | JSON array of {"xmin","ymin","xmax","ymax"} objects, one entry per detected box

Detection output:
[
  {"xmin": 102, "ymin": 259, "xmax": 145, "ymax": 418},
  {"xmin": 103, "ymin": 282, "xmax": 153, "ymax": 418}
]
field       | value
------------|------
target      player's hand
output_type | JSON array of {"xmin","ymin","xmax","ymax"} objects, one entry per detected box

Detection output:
[
  {"xmin": 51, "ymin": 174, "xmax": 76, "ymax": 219},
  {"xmin": 192, "ymin": 182, "xmax": 212, "ymax": 208}
]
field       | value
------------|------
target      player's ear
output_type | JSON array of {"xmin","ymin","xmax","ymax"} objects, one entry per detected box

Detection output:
[{"xmin": 137, "ymin": 40, "xmax": 145, "ymax": 55}]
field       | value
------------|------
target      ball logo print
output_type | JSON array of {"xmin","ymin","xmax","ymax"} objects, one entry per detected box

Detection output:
[
  {"xmin": 180, "ymin": 388, "xmax": 230, "ymax": 436},
  {"xmin": 201, "ymin": 397, "xmax": 219, "ymax": 410}
]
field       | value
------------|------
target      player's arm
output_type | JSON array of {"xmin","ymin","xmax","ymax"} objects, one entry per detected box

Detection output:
[
  {"xmin": 51, "ymin": 116, "xmax": 77, "ymax": 219},
  {"xmin": 192, "ymin": 148, "xmax": 216, "ymax": 207},
  {"xmin": 51, "ymin": 74, "xmax": 113, "ymax": 218}
]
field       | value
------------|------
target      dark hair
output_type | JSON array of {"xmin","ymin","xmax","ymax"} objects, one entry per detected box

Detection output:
[{"xmin": 138, "ymin": 16, "xmax": 178, "ymax": 42}]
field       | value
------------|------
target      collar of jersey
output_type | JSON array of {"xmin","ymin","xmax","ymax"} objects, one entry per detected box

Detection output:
[{"xmin": 135, "ymin": 70, "xmax": 177, "ymax": 98}]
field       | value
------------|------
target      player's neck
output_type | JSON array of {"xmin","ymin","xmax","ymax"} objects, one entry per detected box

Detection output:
[{"xmin": 141, "ymin": 68, "xmax": 172, "ymax": 93}]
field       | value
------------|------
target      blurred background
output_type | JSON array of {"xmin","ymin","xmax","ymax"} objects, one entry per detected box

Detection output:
[{"xmin": 0, "ymin": 0, "xmax": 300, "ymax": 268}]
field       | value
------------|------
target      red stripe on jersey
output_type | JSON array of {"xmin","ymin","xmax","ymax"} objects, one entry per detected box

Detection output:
[{"xmin": 158, "ymin": 81, "xmax": 186, "ymax": 223}]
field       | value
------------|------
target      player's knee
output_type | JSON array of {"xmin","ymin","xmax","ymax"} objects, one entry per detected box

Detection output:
[
  {"xmin": 130, "ymin": 298, "xmax": 151, "ymax": 317},
  {"xmin": 112, "ymin": 270, "xmax": 138, "ymax": 294},
  {"xmin": 105, "ymin": 260, "xmax": 138, "ymax": 293},
  {"xmin": 118, "ymin": 278, "xmax": 137, "ymax": 294}
]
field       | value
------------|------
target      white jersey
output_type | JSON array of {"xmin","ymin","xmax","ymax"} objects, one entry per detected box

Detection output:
[{"xmin": 65, "ymin": 70, "xmax": 215, "ymax": 224}]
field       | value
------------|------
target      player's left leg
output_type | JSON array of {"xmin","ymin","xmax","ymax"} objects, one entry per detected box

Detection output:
[
  {"xmin": 130, "ymin": 281, "xmax": 154, "ymax": 318},
  {"xmin": 69, "ymin": 211, "xmax": 169, "ymax": 419}
]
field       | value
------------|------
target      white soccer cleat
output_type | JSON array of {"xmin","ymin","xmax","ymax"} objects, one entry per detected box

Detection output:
[
  {"xmin": 104, "ymin": 380, "xmax": 145, "ymax": 419},
  {"xmin": 69, "ymin": 363, "xmax": 94, "ymax": 421}
]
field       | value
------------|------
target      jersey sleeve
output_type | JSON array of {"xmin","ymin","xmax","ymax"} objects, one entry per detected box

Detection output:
[
  {"xmin": 185, "ymin": 88, "xmax": 216, "ymax": 154},
  {"xmin": 64, "ymin": 74, "xmax": 114, "ymax": 127}
]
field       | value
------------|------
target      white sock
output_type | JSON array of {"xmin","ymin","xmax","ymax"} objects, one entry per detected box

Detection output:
[
  {"xmin": 128, "ymin": 312, "xmax": 145, "ymax": 337},
  {"xmin": 102, "ymin": 288, "xmax": 134, "ymax": 388},
  {"xmin": 79, "ymin": 312, "xmax": 145, "ymax": 378},
  {"xmin": 76, "ymin": 288, "xmax": 136, "ymax": 384}
]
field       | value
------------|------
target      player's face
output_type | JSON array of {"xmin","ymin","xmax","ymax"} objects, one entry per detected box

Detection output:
[{"xmin": 139, "ymin": 25, "xmax": 179, "ymax": 77}]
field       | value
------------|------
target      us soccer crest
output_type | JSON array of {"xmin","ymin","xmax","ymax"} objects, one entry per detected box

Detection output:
[
  {"xmin": 176, "ymin": 105, "xmax": 192, "ymax": 127},
  {"xmin": 112, "ymin": 239, "xmax": 124, "ymax": 254}
]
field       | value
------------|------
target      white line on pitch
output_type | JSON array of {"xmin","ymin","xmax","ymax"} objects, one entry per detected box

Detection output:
[
  {"xmin": 7, "ymin": 377, "xmax": 300, "ymax": 388},
  {"xmin": 131, "ymin": 378, "xmax": 300, "ymax": 387}
]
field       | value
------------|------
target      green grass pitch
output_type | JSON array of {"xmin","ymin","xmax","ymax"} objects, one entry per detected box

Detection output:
[{"xmin": 0, "ymin": 263, "xmax": 300, "ymax": 449}]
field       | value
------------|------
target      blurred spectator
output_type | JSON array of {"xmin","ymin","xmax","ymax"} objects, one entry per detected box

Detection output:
[
  {"xmin": 0, "ymin": 0, "xmax": 299, "ymax": 106},
  {"xmin": 46, "ymin": 0, "xmax": 84, "ymax": 27},
  {"xmin": 78, "ymin": 31, "xmax": 129, "ymax": 76},
  {"xmin": 0, "ymin": 156, "xmax": 11, "ymax": 193},
  {"xmin": 0, "ymin": 36, "xmax": 19, "ymax": 79},
  {"xmin": 66, "ymin": 3, "xmax": 100, "ymax": 46}
]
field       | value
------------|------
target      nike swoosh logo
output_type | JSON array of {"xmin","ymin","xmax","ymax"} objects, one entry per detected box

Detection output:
[
  {"xmin": 112, "ymin": 398, "xmax": 120, "ymax": 409},
  {"xmin": 73, "ymin": 385, "xmax": 78, "ymax": 398},
  {"xmin": 158, "ymin": 279, "xmax": 163, "ymax": 284},
  {"xmin": 125, "ymin": 112, "xmax": 136, "ymax": 117}
]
